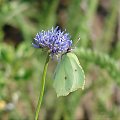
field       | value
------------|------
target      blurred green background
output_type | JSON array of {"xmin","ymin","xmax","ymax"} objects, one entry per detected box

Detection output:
[{"xmin": 0, "ymin": 0, "xmax": 120, "ymax": 120}]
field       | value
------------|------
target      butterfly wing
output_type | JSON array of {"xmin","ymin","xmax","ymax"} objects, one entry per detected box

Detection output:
[
  {"xmin": 65, "ymin": 53, "xmax": 85, "ymax": 91},
  {"xmin": 53, "ymin": 55, "xmax": 72, "ymax": 97},
  {"xmin": 53, "ymin": 53, "xmax": 85, "ymax": 97}
]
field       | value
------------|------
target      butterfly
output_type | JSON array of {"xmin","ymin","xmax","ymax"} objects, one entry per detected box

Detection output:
[{"xmin": 53, "ymin": 51, "xmax": 85, "ymax": 97}]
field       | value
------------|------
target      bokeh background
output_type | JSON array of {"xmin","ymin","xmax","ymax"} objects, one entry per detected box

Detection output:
[{"xmin": 0, "ymin": 0, "xmax": 120, "ymax": 120}]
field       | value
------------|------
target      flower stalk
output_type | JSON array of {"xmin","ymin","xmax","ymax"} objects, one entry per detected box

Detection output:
[
  {"xmin": 35, "ymin": 53, "xmax": 50, "ymax": 120},
  {"xmin": 33, "ymin": 26, "xmax": 73, "ymax": 119}
]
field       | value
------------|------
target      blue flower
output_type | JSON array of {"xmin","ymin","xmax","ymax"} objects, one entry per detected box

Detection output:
[{"xmin": 32, "ymin": 26, "xmax": 72, "ymax": 56}]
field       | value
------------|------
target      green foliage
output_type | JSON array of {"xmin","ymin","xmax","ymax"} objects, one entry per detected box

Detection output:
[
  {"xmin": 75, "ymin": 48, "xmax": 120, "ymax": 83},
  {"xmin": 0, "ymin": 0, "xmax": 120, "ymax": 119}
]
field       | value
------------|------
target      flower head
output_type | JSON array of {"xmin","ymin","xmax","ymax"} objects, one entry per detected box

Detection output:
[{"xmin": 32, "ymin": 26, "xmax": 72, "ymax": 56}]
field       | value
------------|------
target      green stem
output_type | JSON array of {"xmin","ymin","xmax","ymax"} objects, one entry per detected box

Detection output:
[{"xmin": 35, "ymin": 53, "xmax": 50, "ymax": 120}]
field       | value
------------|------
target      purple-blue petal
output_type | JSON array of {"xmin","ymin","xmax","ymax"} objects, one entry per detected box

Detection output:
[
  {"xmin": 32, "ymin": 43, "xmax": 40, "ymax": 48},
  {"xmin": 32, "ymin": 26, "xmax": 72, "ymax": 56}
]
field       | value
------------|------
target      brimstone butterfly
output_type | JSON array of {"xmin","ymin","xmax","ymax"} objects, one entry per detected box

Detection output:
[{"xmin": 53, "ymin": 52, "xmax": 85, "ymax": 97}]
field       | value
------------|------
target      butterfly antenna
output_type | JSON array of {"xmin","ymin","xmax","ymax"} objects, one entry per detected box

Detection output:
[
  {"xmin": 67, "ymin": 35, "xmax": 80, "ymax": 52},
  {"xmin": 73, "ymin": 35, "xmax": 81, "ymax": 48}
]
